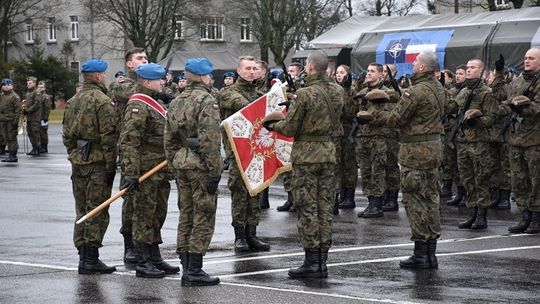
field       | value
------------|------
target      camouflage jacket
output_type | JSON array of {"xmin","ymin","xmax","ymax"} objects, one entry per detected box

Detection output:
[
  {"xmin": 340, "ymin": 87, "xmax": 357, "ymax": 133},
  {"xmin": 372, "ymin": 72, "xmax": 445, "ymax": 170},
  {"xmin": 505, "ymin": 70, "xmax": 540, "ymax": 147},
  {"xmin": 0, "ymin": 90, "xmax": 21, "ymax": 123},
  {"xmin": 164, "ymin": 82, "xmax": 223, "ymax": 177},
  {"xmin": 62, "ymin": 81, "xmax": 117, "ymax": 170},
  {"xmin": 444, "ymin": 82, "xmax": 464, "ymax": 131},
  {"xmin": 25, "ymin": 87, "xmax": 41, "ymax": 121},
  {"xmin": 356, "ymin": 83, "xmax": 395, "ymax": 138},
  {"xmin": 40, "ymin": 93, "xmax": 52, "ymax": 121},
  {"xmin": 449, "ymin": 80, "xmax": 497, "ymax": 143},
  {"xmin": 119, "ymin": 85, "xmax": 168, "ymax": 178},
  {"xmin": 271, "ymin": 75, "xmax": 342, "ymax": 164},
  {"xmin": 164, "ymin": 81, "xmax": 180, "ymax": 97},
  {"xmin": 489, "ymin": 73, "xmax": 510, "ymax": 142},
  {"xmin": 109, "ymin": 70, "xmax": 137, "ymax": 119},
  {"xmin": 217, "ymin": 77, "xmax": 262, "ymax": 121}
]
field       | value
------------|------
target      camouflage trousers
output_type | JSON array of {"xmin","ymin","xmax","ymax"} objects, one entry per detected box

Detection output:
[
  {"xmin": 228, "ymin": 158, "xmax": 261, "ymax": 227},
  {"xmin": 333, "ymin": 137, "xmax": 342, "ymax": 192},
  {"xmin": 40, "ymin": 125, "xmax": 48, "ymax": 149},
  {"xmin": 457, "ymin": 141, "xmax": 493, "ymax": 209},
  {"xmin": 71, "ymin": 164, "xmax": 112, "ymax": 248},
  {"xmin": 441, "ymin": 134, "xmax": 461, "ymax": 184},
  {"xmin": 338, "ymin": 135, "xmax": 358, "ymax": 189},
  {"xmin": 356, "ymin": 136, "xmax": 388, "ymax": 197},
  {"xmin": 129, "ymin": 170, "xmax": 170, "ymax": 246},
  {"xmin": 401, "ymin": 166, "xmax": 441, "ymax": 241},
  {"xmin": 489, "ymin": 142, "xmax": 511, "ymax": 190},
  {"xmin": 386, "ymin": 137, "xmax": 400, "ymax": 192},
  {"xmin": 176, "ymin": 169, "xmax": 217, "ymax": 255},
  {"xmin": 283, "ymin": 171, "xmax": 292, "ymax": 192},
  {"xmin": 0, "ymin": 122, "xmax": 18, "ymax": 151},
  {"xmin": 119, "ymin": 175, "xmax": 134, "ymax": 238},
  {"xmin": 292, "ymin": 163, "xmax": 335, "ymax": 250},
  {"xmin": 509, "ymin": 145, "xmax": 540, "ymax": 212},
  {"xmin": 26, "ymin": 120, "xmax": 41, "ymax": 149}
]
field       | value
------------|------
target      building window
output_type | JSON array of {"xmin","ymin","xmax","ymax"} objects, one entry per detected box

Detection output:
[
  {"xmin": 240, "ymin": 18, "xmax": 251, "ymax": 42},
  {"xmin": 174, "ymin": 15, "xmax": 184, "ymax": 40},
  {"xmin": 25, "ymin": 19, "xmax": 34, "ymax": 44},
  {"xmin": 200, "ymin": 16, "xmax": 223, "ymax": 41},
  {"xmin": 47, "ymin": 17, "xmax": 57, "ymax": 42},
  {"xmin": 70, "ymin": 15, "xmax": 79, "ymax": 41}
]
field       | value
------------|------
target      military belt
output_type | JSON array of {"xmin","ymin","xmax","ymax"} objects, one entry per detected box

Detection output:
[
  {"xmin": 295, "ymin": 135, "xmax": 331, "ymax": 142},
  {"xmin": 400, "ymin": 133, "xmax": 440, "ymax": 143}
]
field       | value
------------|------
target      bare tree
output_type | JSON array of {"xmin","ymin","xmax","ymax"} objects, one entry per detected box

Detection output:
[{"xmin": 358, "ymin": 0, "xmax": 424, "ymax": 16}]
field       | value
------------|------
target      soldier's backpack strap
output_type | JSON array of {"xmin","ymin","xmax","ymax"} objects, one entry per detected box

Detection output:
[
  {"xmin": 128, "ymin": 93, "xmax": 167, "ymax": 119},
  {"xmin": 312, "ymin": 85, "xmax": 339, "ymax": 125}
]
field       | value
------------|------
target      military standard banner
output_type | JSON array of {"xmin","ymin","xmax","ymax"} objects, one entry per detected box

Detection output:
[{"xmin": 222, "ymin": 80, "xmax": 293, "ymax": 196}]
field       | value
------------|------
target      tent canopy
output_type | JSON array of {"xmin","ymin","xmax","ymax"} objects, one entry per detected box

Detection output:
[{"xmin": 158, "ymin": 50, "xmax": 239, "ymax": 72}]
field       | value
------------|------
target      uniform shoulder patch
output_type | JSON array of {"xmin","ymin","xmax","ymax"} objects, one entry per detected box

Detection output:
[
  {"xmin": 131, "ymin": 108, "xmax": 139, "ymax": 113},
  {"xmin": 212, "ymin": 103, "xmax": 219, "ymax": 110},
  {"xmin": 403, "ymin": 91, "xmax": 411, "ymax": 98}
]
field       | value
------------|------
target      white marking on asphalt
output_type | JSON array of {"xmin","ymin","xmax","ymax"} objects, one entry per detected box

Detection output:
[{"xmin": 0, "ymin": 260, "xmax": 77, "ymax": 271}]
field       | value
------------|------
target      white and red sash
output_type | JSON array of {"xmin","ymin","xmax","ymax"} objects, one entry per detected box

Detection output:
[{"xmin": 128, "ymin": 93, "xmax": 167, "ymax": 118}]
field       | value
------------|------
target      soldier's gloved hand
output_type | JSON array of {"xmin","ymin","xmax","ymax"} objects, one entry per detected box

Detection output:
[
  {"xmin": 22, "ymin": 109, "xmax": 28, "ymax": 115},
  {"xmin": 278, "ymin": 101, "xmax": 291, "ymax": 111},
  {"xmin": 105, "ymin": 171, "xmax": 116, "ymax": 187},
  {"xmin": 262, "ymin": 111, "xmax": 285, "ymax": 131},
  {"xmin": 207, "ymin": 175, "xmax": 221, "ymax": 194},
  {"xmin": 158, "ymin": 93, "xmax": 175, "ymax": 104},
  {"xmin": 355, "ymin": 111, "xmax": 373, "ymax": 125},
  {"xmin": 464, "ymin": 117, "xmax": 479, "ymax": 128},
  {"xmin": 495, "ymin": 54, "xmax": 505, "ymax": 72},
  {"xmin": 121, "ymin": 177, "xmax": 139, "ymax": 192},
  {"xmin": 509, "ymin": 95, "xmax": 531, "ymax": 114}
]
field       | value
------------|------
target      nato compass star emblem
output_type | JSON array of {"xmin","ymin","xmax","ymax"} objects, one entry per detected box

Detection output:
[{"xmin": 388, "ymin": 42, "xmax": 403, "ymax": 62}]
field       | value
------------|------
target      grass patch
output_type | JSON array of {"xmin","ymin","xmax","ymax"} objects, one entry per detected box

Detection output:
[{"xmin": 49, "ymin": 109, "xmax": 64, "ymax": 124}]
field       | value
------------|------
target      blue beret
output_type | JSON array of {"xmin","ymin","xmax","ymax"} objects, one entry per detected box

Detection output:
[
  {"xmin": 175, "ymin": 73, "xmax": 186, "ymax": 82},
  {"xmin": 1, "ymin": 78, "xmax": 13, "ymax": 85},
  {"xmin": 223, "ymin": 71, "xmax": 236, "ymax": 79},
  {"xmin": 82, "ymin": 59, "xmax": 108, "ymax": 73},
  {"xmin": 185, "ymin": 58, "xmax": 213, "ymax": 76},
  {"xmin": 136, "ymin": 63, "xmax": 166, "ymax": 80},
  {"xmin": 115, "ymin": 71, "xmax": 125, "ymax": 78}
]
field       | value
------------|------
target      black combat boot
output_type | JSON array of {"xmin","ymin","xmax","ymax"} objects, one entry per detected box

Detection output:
[
  {"xmin": 471, "ymin": 208, "xmax": 488, "ymax": 230},
  {"xmin": 497, "ymin": 189, "xmax": 511, "ymax": 210},
  {"xmin": 458, "ymin": 207, "xmax": 478, "ymax": 229},
  {"xmin": 382, "ymin": 190, "xmax": 399, "ymax": 212},
  {"xmin": 447, "ymin": 186, "xmax": 465, "ymax": 206},
  {"xmin": 288, "ymin": 249, "xmax": 323, "ymax": 278},
  {"xmin": 399, "ymin": 241, "xmax": 430, "ymax": 269},
  {"xmin": 524, "ymin": 212, "xmax": 540, "ymax": 234},
  {"xmin": 440, "ymin": 179, "xmax": 453, "ymax": 198},
  {"xmin": 123, "ymin": 234, "xmax": 139, "ymax": 264},
  {"xmin": 488, "ymin": 187, "xmax": 500, "ymax": 208},
  {"xmin": 178, "ymin": 251, "xmax": 189, "ymax": 272},
  {"xmin": 149, "ymin": 243, "xmax": 180, "ymax": 274},
  {"xmin": 320, "ymin": 248, "xmax": 329, "ymax": 277},
  {"xmin": 27, "ymin": 147, "xmax": 40, "ymax": 156},
  {"xmin": 246, "ymin": 224, "xmax": 270, "ymax": 251},
  {"xmin": 427, "ymin": 240, "xmax": 438, "ymax": 268},
  {"xmin": 1, "ymin": 151, "xmax": 17, "ymax": 163},
  {"xmin": 234, "ymin": 226, "xmax": 250, "ymax": 252},
  {"xmin": 338, "ymin": 187, "xmax": 346, "ymax": 205},
  {"xmin": 277, "ymin": 192, "xmax": 294, "ymax": 212},
  {"xmin": 136, "ymin": 244, "xmax": 165, "ymax": 278},
  {"xmin": 78, "ymin": 246, "xmax": 117, "ymax": 274},
  {"xmin": 182, "ymin": 253, "xmax": 220, "ymax": 286},
  {"xmin": 260, "ymin": 188, "xmax": 270, "ymax": 209},
  {"xmin": 508, "ymin": 210, "xmax": 532, "ymax": 233},
  {"xmin": 338, "ymin": 187, "xmax": 356, "ymax": 209},
  {"xmin": 333, "ymin": 193, "xmax": 340, "ymax": 215},
  {"xmin": 0, "ymin": 145, "xmax": 5, "ymax": 155},
  {"xmin": 358, "ymin": 196, "xmax": 384, "ymax": 218},
  {"xmin": 39, "ymin": 146, "xmax": 48, "ymax": 154}
]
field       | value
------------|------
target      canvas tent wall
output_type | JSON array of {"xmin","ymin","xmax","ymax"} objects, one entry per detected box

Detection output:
[{"xmin": 350, "ymin": 7, "xmax": 540, "ymax": 75}]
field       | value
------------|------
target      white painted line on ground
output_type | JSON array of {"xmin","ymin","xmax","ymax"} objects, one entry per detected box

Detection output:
[{"xmin": 0, "ymin": 260, "xmax": 77, "ymax": 271}]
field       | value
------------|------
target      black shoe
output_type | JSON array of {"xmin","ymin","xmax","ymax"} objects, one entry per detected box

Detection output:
[
  {"xmin": 0, "ymin": 145, "xmax": 6, "ymax": 155},
  {"xmin": 178, "ymin": 251, "xmax": 189, "ymax": 272},
  {"xmin": 136, "ymin": 244, "xmax": 165, "ymax": 278},
  {"xmin": 78, "ymin": 246, "xmax": 116, "ymax": 274},
  {"xmin": 427, "ymin": 240, "xmax": 438, "ymax": 268},
  {"xmin": 260, "ymin": 188, "xmax": 270, "ymax": 209},
  {"xmin": 471, "ymin": 208, "xmax": 487, "ymax": 230},
  {"xmin": 338, "ymin": 187, "xmax": 356, "ymax": 209},
  {"xmin": 358, "ymin": 196, "xmax": 384, "ymax": 218},
  {"xmin": 458, "ymin": 207, "xmax": 478, "ymax": 229},
  {"xmin": 149, "ymin": 243, "xmax": 180, "ymax": 274},
  {"xmin": 277, "ymin": 192, "xmax": 293, "ymax": 212},
  {"xmin": 488, "ymin": 187, "xmax": 500, "ymax": 208},
  {"xmin": 123, "ymin": 234, "xmax": 140, "ymax": 264},
  {"xmin": 447, "ymin": 186, "xmax": 465, "ymax": 206},
  {"xmin": 27, "ymin": 148, "xmax": 40, "ymax": 156},
  {"xmin": 497, "ymin": 189, "xmax": 511, "ymax": 210},
  {"xmin": 399, "ymin": 241, "xmax": 431, "ymax": 269},
  {"xmin": 382, "ymin": 190, "xmax": 399, "ymax": 212},
  {"xmin": 508, "ymin": 210, "xmax": 532, "ymax": 233},
  {"xmin": 333, "ymin": 193, "xmax": 340, "ymax": 215},
  {"xmin": 1, "ymin": 151, "xmax": 17, "ymax": 163},
  {"xmin": 288, "ymin": 249, "xmax": 325, "ymax": 278},
  {"xmin": 182, "ymin": 253, "xmax": 220, "ymax": 286},
  {"xmin": 525, "ymin": 212, "xmax": 540, "ymax": 234},
  {"xmin": 234, "ymin": 226, "xmax": 250, "ymax": 252},
  {"xmin": 246, "ymin": 224, "xmax": 270, "ymax": 251},
  {"xmin": 39, "ymin": 147, "xmax": 48, "ymax": 154},
  {"xmin": 440, "ymin": 179, "xmax": 453, "ymax": 198}
]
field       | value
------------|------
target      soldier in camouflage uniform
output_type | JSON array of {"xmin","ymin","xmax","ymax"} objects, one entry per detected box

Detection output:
[
  {"xmin": 23, "ymin": 76, "xmax": 42, "ymax": 156},
  {"xmin": 164, "ymin": 58, "xmax": 222, "ymax": 287},
  {"xmin": 119, "ymin": 63, "xmax": 179, "ymax": 278},
  {"xmin": 62, "ymin": 59, "xmax": 117, "ymax": 274},
  {"xmin": 0, "ymin": 79, "xmax": 21, "ymax": 162},
  {"xmin": 445, "ymin": 65, "xmax": 467, "ymax": 206},
  {"xmin": 449, "ymin": 59, "xmax": 497, "ymax": 230},
  {"xmin": 37, "ymin": 82, "xmax": 51, "ymax": 153},
  {"xmin": 163, "ymin": 71, "xmax": 180, "ymax": 97},
  {"xmin": 109, "ymin": 47, "xmax": 148, "ymax": 264},
  {"xmin": 505, "ymin": 48, "xmax": 540, "ymax": 234},
  {"xmin": 264, "ymin": 50, "xmax": 342, "ymax": 278},
  {"xmin": 364, "ymin": 51, "xmax": 444, "ymax": 269},
  {"xmin": 256, "ymin": 60, "xmax": 271, "ymax": 210},
  {"xmin": 218, "ymin": 56, "xmax": 270, "ymax": 252}
]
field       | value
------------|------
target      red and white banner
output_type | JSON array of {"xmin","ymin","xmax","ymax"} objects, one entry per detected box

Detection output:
[{"xmin": 222, "ymin": 80, "xmax": 294, "ymax": 196}]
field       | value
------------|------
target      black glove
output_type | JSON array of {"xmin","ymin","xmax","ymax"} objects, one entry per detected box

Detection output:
[
  {"xmin": 464, "ymin": 117, "xmax": 479, "ymax": 128},
  {"xmin": 508, "ymin": 103, "xmax": 528, "ymax": 115},
  {"xmin": 278, "ymin": 101, "xmax": 291, "ymax": 111},
  {"xmin": 207, "ymin": 175, "xmax": 221, "ymax": 194},
  {"xmin": 341, "ymin": 73, "xmax": 352, "ymax": 89},
  {"xmin": 158, "ymin": 93, "xmax": 175, "ymax": 104},
  {"xmin": 22, "ymin": 109, "xmax": 28, "ymax": 115},
  {"xmin": 355, "ymin": 116, "xmax": 372, "ymax": 125},
  {"xmin": 262, "ymin": 120, "xmax": 280, "ymax": 131},
  {"xmin": 121, "ymin": 177, "xmax": 139, "ymax": 192},
  {"xmin": 495, "ymin": 54, "xmax": 505, "ymax": 72},
  {"xmin": 105, "ymin": 171, "xmax": 116, "ymax": 187},
  {"xmin": 43, "ymin": 119, "xmax": 48, "ymax": 123}
]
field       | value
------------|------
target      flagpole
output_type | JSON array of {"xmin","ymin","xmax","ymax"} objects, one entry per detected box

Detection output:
[{"xmin": 76, "ymin": 160, "xmax": 167, "ymax": 224}]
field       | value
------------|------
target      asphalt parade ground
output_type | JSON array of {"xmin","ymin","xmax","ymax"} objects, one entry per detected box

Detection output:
[{"xmin": 1, "ymin": 124, "xmax": 539, "ymax": 304}]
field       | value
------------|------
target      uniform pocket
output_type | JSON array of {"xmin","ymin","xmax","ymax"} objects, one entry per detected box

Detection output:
[
  {"xmin": 172, "ymin": 148, "xmax": 203, "ymax": 170},
  {"xmin": 401, "ymin": 169, "xmax": 421, "ymax": 194}
]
